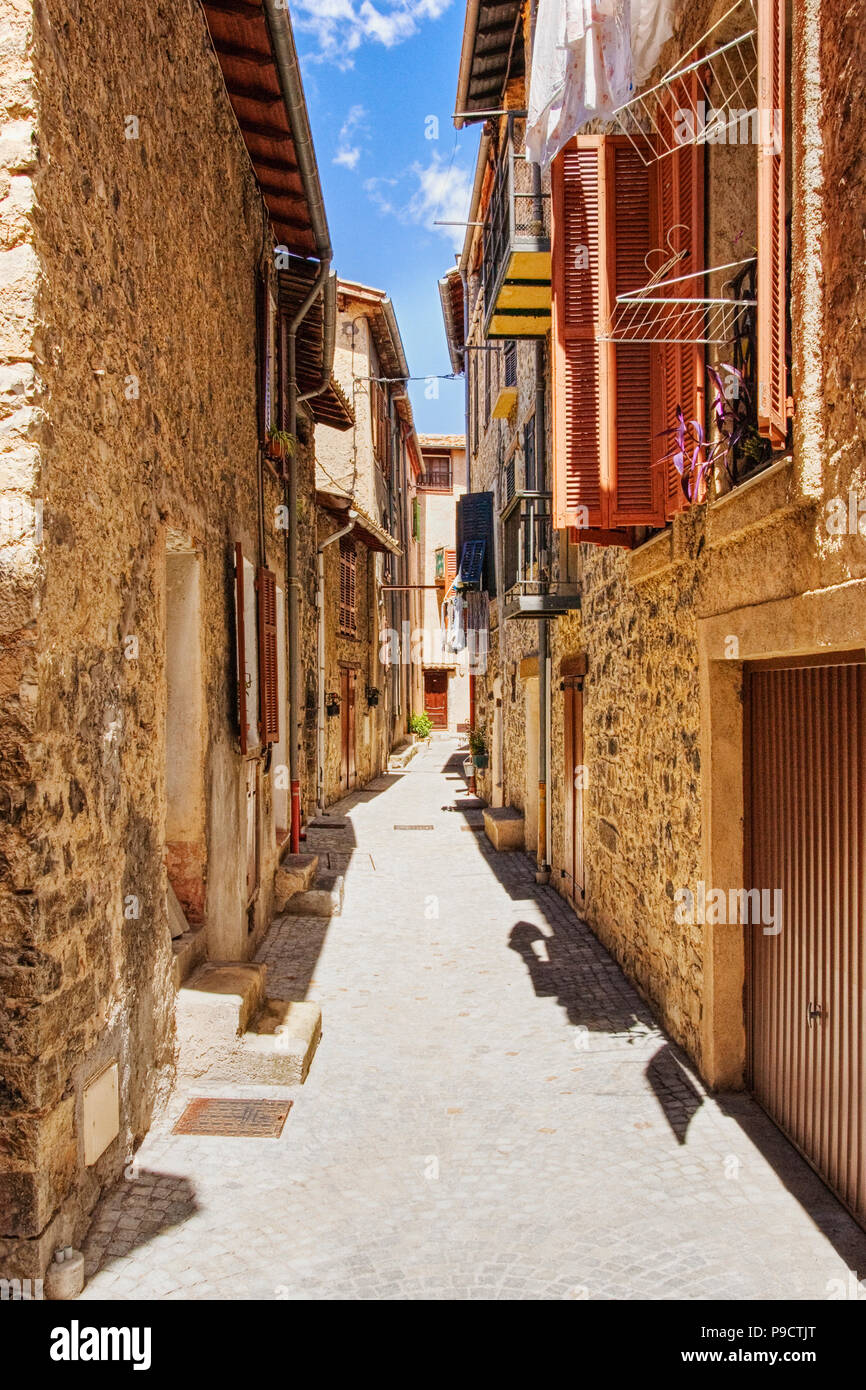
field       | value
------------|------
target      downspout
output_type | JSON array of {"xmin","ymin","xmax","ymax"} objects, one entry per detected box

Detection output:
[
  {"xmin": 317, "ymin": 512, "xmax": 357, "ymax": 814},
  {"xmin": 264, "ymin": 0, "xmax": 334, "ymax": 854}
]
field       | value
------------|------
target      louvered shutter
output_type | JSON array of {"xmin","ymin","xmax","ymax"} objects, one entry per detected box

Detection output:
[
  {"xmin": 609, "ymin": 140, "xmax": 665, "ymax": 527},
  {"xmin": 256, "ymin": 565, "xmax": 279, "ymax": 745},
  {"xmin": 757, "ymin": 0, "xmax": 788, "ymax": 446},
  {"xmin": 552, "ymin": 139, "xmax": 604, "ymax": 531},
  {"xmin": 655, "ymin": 77, "xmax": 706, "ymax": 517},
  {"xmin": 444, "ymin": 548, "xmax": 457, "ymax": 588},
  {"xmin": 456, "ymin": 491, "xmax": 496, "ymax": 595},
  {"xmin": 234, "ymin": 543, "xmax": 250, "ymax": 754}
]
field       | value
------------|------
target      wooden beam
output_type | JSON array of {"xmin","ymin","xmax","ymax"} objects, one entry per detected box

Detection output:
[
  {"xmin": 211, "ymin": 38, "xmax": 271, "ymax": 66},
  {"xmin": 237, "ymin": 117, "xmax": 291, "ymax": 141},
  {"xmin": 252, "ymin": 153, "xmax": 300, "ymax": 175},
  {"xmin": 256, "ymin": 181, "xmax": 307, "ymax": 202},
  {"xmin": 203, "ymin": 0, "xmax": 261, "ymax": 17},
  {"xmin": 225, "ymin": 83, "xmax": 282, "ymax": 108}
]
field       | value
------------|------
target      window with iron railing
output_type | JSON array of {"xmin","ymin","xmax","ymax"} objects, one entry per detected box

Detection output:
[
  {"xmin": 502, "ymin": 492, "xmax": 553, "ymax": 595},
  {"xmin": 420, "ymin": 454, "xmax": 452, "ymax": 491}
]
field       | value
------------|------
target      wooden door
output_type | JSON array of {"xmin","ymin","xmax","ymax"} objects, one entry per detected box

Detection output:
[
  {"xmin": 563, "ymin": 674, "xmax": 585, "ymax": 906},
  {"xmin": 340, "ymin": 668, "xmax": 357, "ymax": 793},
  {"xmin": 245, "ymin": 759, "xmax": 258, "ymax": 906},
  {"xmin": 747, "ymin": 659, "xmax": 866, "ymax": 1225},
  {"xmin": 424, "ymin": 669, "xmax": 448, "ymax": 728}
]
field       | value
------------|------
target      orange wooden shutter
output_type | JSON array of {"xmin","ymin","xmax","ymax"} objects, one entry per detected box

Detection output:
[
  {"xmin": 444, "ymin": 548, "xmax": 457, "ymax": 587},
  {"xmin": 256, "ymin": 565, "xmax": 279, "ymax": 745},
  {"xmin": 757, "ymin": 0, "xmax": 788, "ymax": 446},
  {"xmin": 608, "ymin": 139, "xmax": 665, "ymax": 528},
  {"xmin": 552, "ymin": 139, "xmax": 605, "ymax": 531},
  {"xmin": 655, "ymin": 77, "xmax": 705, "ymax": 518}
]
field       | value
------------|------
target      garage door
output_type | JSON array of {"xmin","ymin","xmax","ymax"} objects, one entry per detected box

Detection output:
[{"xmin": 747, "ymin": 659, "xmax": 866, "ymax": 1225}]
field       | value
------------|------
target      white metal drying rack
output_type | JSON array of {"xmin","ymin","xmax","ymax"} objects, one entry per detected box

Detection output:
[
  {"xmin": 599, "ymin": 251, "xmax": 757, "ymax": 346},
  {"xmin": 611, "ymin": 0, "xmax": 759, "ymax": 165}
]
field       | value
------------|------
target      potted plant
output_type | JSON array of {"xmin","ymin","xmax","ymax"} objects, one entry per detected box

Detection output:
[
  {"xmin": 468, "ymin": 727, "xmax": 488, "ymax": 769},
  {"xmin": 265, "ymin": 428, "xmax": 296, "ymax": 464},
  {"xmin": 409, "ymin": 710, "xmax": 433, "ymax": 743}
]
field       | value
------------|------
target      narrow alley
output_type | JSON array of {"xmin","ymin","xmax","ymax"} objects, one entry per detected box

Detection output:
[{"xmin": 78, "ymin": 741, "xmax": 866, "ymax": 1302}]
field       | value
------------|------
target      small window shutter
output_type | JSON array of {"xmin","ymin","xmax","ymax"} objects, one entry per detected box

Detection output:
[
  {"xmin": 655, "ymin": 76, "xmax": 706, "ymax": 518},
  {"xmin": 256, "ymin": 565, "xmax": 279, "ymax": 745},
  {"xmin": 456, "ymin": 491, "xmax": 495, "ymax": 596},
  {"xmin": 444, "ymin": 548, "xmax": 457, "ymax": 588},
  {"xmin": 552, "ymin": 140, "xmax": 605, "ymax": 531},
  {"xmin": 757, "ymin": 0, "xmax": 788, "ymax": 446},
  {"xmin": 609, "ymin": 140, "xmax": 665, "ymax": 528},
  {"xmin": 255, "ymin": 275, "xmax": 266, "ymax": 443}
]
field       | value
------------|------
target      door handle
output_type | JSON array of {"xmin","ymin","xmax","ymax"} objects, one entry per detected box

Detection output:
[{"xmin": 807, "ymin": 1003, "xmax": 824, "ymax": 1027}]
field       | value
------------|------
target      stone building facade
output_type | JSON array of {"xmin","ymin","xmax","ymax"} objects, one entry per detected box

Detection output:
[
  {"xmin": 446, "ymin": 0, "xmax": 866, "ymax": 1222},
  {"xmin": 315, "ymin": 280, "xmax": 423, "ymax": 806},
  {"xmin": 416, "ymin": 435, "xmax": 470, "ymax": 734},
  {"xmin": 0, "ymin": 0, "xmax": 351, "ymax": 1278}
]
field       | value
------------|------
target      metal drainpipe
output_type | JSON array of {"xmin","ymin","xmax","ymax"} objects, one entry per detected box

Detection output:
[
  {"xmin": 317, "ymin": 514, "xmax": 357, "ymax": 814},
  {"xmin": 535, "ymin": 335, "xmax": 551, "ymax": 879}
]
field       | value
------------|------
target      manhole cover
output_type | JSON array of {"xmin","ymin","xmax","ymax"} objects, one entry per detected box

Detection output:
[
  {"xmin": 173, "ymin": 1098, "xmax": 291, "ymax": 1138},
  {"xmin": 393, "ymin": 824, "xmax": 434, "ymax": 831}
]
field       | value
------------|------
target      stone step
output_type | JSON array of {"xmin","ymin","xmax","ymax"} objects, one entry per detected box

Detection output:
[
  {"xmin": 171, "ymin": 927, "xmax": 206, "ymax": 990},
  {"xmin": 482, "ymin": 805, "xmax": 525, "ymax": 851},
  {"xmin": 235, "ymin": 999, "xmax": 322, "ymax": 1086},
  {"xmin": 273, "ymin": 853, "xmax": 319, "ymax": 912},
  {"xmin": 176, "ymin": 963, "xmax": 268, "ymax": 1080},
  {"xmin": 283, "ymin": 870, "xmax": 344, "ymax": 918}
]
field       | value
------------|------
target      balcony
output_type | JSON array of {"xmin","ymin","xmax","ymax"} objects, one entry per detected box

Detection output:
[
  {"xmin": 501, "ymin": 492, "xmax": 580, "ymax": 620},
  {"xmin": 482, "ymin": 116, "xmax": 551, "ymax": 340}
]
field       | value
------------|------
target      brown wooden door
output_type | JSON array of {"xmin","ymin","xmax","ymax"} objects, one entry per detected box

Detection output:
[
  {"xmin": 563, "ymin": 674, "xmax": 585, "ymax": 906},
  {"xmin": 424, "ymin": 669, "xmax": 448, "ymax": 728},
  {"xmin": 747, "ymin": 659, "xmax": 866, "ymax": 1225},
  {"xmin": 340, "ymin": 668, "xmax": 357, "ymax": 793}
]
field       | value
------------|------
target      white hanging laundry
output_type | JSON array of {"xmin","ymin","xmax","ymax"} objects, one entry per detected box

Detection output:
[{"xmin": 526, "ymin": 0, "xmax": 680, "ymax": 168}]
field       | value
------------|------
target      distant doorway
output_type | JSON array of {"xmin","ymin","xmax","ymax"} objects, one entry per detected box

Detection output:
[
  {"xmin": 424, "ymin": 668, "xmax": 448, "ymax": 728},
  {"xmin": 340, "ymin": 667, "xmax": 357, "ymax": 793}
]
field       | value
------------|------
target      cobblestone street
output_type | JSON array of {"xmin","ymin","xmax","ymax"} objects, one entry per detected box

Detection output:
[{"xmin": 80, "ymin": 741, "xmax": 866, "ymax": 1301}]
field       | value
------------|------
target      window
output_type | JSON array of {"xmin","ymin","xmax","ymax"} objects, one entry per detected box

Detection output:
[
  {"xmin": 420, "ymin": 454, "xmax": 452, "ymax": 491},
  {"xmin": 504, "ymin": 340, "xmax": 517, "ymax": 388},
  {"xmin": 550, "ymin": 2, "xmax": 789, "ymax": 538},
  {"xmin": 233, "ymin": 545, "xmax": 279, "ymax": 753},
  {"xmin": 371, "ymin": 380, "xmax": 390, "ymax": 471},
  {"xmin": 339, "ymin": 539, "xmax": 357, "ymax": 636},
  {"xmin": 523, "ymin": 418, "xmax": 537, "ymax": 493},
  {"xmin": 412, "ymin": 496, "xmax": 420, "ymax": 540}
]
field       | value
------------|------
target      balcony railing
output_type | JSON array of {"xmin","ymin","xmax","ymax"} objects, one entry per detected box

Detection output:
[
  {"xmin": 482, "ymin": 116, "xmax": 552, "ymax": 340},
  {"xmin": 501, "ymin": 491, "xmax": 580, "ymax": 619},
  {"xmin": 420, "ymin": 456, "xmax": 452, "ymax": 491}
]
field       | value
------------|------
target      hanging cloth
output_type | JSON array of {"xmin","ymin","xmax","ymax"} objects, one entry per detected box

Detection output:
[{"xmin": 526, "ymin": 0, "xmax": 680, "ymax": 168}]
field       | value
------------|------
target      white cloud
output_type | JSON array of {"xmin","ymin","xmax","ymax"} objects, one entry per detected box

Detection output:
[
  {"xmin": 294, "ymin": 0, "xmax": 453, "ymax": 64},
  {"xmin": 365, "ymin": 152, "xmax": 472, "ymax": 252},
  {"xmin": 333, "ymin": 104, "xmax": 368, "ymax": 171}
]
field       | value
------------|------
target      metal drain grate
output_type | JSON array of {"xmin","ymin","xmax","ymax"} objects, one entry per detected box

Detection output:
[
  {"xmin": 173, "ymin": 1098, "xmax": 291, "ymax": 1138},
  {"xmin": 393, "ymin": 824, "xmax": 435, "ymax": 831}
]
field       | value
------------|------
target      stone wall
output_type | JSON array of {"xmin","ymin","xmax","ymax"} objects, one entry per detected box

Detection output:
[{"xmin": 0, "ymin": 0, "xmax": 314, "ymax": 1275}]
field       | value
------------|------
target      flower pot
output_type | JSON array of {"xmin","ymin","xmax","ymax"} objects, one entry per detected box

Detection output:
[
  {"xmin": 463, "ymin": 757, "xmax": 474, "ymax": 779},
  {"xmin": 472, "ymin": 753, "xmax": 489, "ymax": 769}
]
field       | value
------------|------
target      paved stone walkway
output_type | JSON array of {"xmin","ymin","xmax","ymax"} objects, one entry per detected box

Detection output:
[{"xmin": 80, "ymin": 740, "xmax": 866, "ymax": 1300}]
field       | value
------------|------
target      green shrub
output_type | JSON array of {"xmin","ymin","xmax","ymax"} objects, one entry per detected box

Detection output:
[{"xmin": 409, "ymin": 711, "xmax": 433, "ymax": 739}]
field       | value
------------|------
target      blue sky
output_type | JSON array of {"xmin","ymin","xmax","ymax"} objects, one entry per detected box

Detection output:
[{"xmin": 292, "ymin": 0, "xmax": 477, "ymax": 436}]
